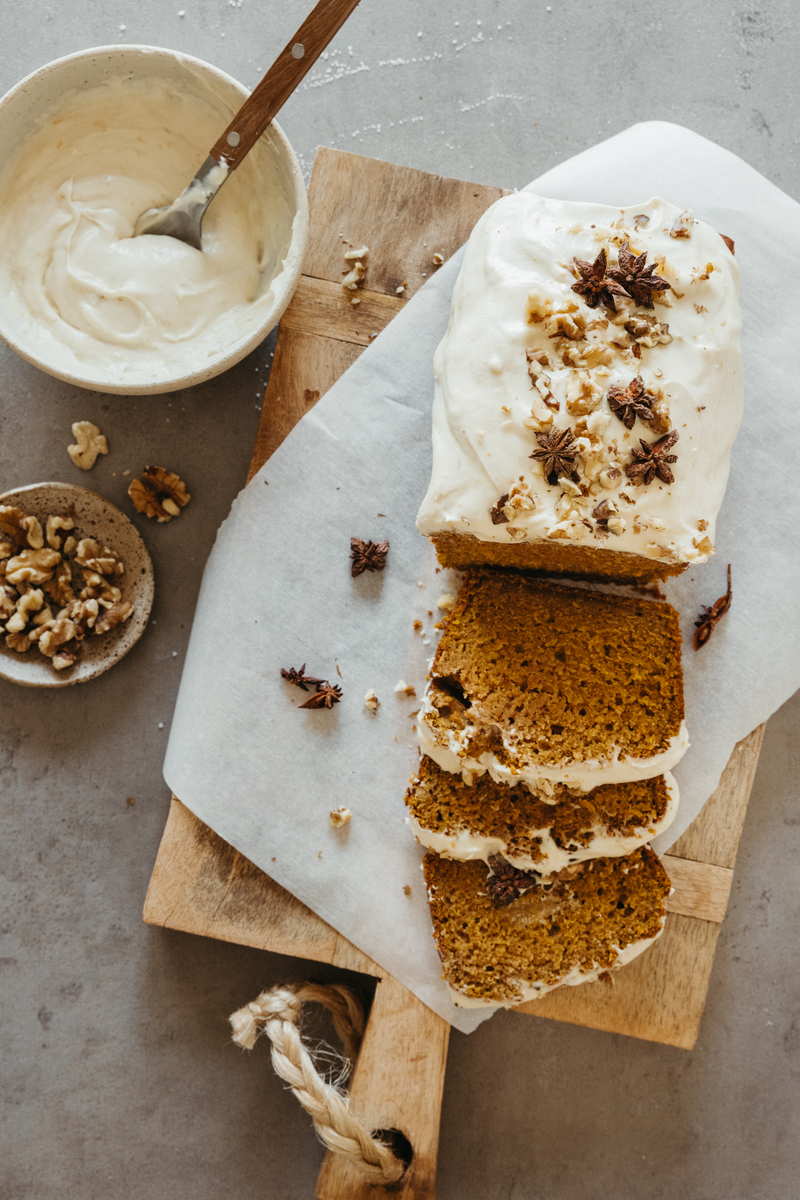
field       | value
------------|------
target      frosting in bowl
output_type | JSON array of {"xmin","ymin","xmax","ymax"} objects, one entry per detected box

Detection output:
[{"xmin": 0, "ymin": 70, "xmax": 303, "ymax": 391}]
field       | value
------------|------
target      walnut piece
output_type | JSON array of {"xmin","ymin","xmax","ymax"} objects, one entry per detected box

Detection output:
[
  {"xmin": 94, "ymin": 600, "xmax": 133, "ymax": 635},
  {"xmin": 6, "ymin": 548, "xmax": 61, "ymax": 586},
  {"xmin": 128, "ymin": 467, "xmax": 191, "ymax": 523},
  {"xmin": 330, "ymin": 807, "xmax": 352, "ymax": 828},
  {"xmin": 68, "ymin": 421, "xmax": 109, "ymax": 470},
  {"xmin": 0, "ymin": 503, "xmax": 135, "ymax": 673}
]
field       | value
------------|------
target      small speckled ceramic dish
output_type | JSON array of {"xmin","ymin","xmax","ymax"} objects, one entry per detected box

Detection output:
[{"xmin": 0, "ymin": 483, "xmax": 154, "ymax": 687}]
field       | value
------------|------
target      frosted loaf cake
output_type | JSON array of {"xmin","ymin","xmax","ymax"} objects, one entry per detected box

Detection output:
[{"xmin": 416, "ymin": 192, "xmax": 743, "ymax": 583}]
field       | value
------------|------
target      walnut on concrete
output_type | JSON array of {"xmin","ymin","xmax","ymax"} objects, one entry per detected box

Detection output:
[
  {"xmin": 128, "ymin": 466, "xmax": 191, "ymax": 523},
  {"xmin": 67, "ymin": 421, "xmax": 109, "ymax": 470}
]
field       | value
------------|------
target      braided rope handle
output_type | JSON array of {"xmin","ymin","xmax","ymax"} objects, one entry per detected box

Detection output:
[{"xmin": 230, "ymin": 982, "xmax": 405, "ymax": 1185}]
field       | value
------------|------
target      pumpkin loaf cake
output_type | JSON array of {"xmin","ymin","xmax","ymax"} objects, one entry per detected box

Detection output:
[
  {"xmin": 418, "ymin": 570, "xmax": 687, "ymax": 792},
  {"xmin": 424, "ymin": 846, "xmax": 672, "ymax": 1007},
  {"xmin": 405, "ymin": 755, "xmax": 678, "ymax": 873},
  {"xmin": 416, "ymin": 192, "xmax": 742, "ymax": 584}
]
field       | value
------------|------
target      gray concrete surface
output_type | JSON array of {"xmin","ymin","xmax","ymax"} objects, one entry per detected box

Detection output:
[{"xmin": 1, "ymin": 2, "xmax": 799, "ymax": 1198}]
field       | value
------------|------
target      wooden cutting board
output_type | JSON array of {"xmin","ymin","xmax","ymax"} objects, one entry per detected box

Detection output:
[{"xmin": 144, "ymin": 148, "xmax": 765, "ymax": 1200}]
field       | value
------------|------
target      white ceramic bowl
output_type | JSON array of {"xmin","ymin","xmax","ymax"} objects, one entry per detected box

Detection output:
[{"xmin": 0, "ymin": 46, "xmax": 309, "ymax": 394}]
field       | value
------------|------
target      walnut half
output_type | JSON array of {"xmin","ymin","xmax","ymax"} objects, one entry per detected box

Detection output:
[
  {"xmin": 68, "ymin": 421, "xmax": 109, "ymax": 470},
  {"xmin": 128, "ymin": 467, "xmax": 191, "ymax": 523}
]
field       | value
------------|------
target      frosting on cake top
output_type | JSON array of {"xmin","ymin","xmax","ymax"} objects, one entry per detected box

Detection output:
[{"xmin": 416, "ymin": 192, "xmax": 743, "ymax": 568}]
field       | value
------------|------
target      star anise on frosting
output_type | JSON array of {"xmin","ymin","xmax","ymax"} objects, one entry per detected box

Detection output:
[
  {"xmin": 490, "ymin": 493, "xmax": 510, "ymax": 525},
  {"xmin": 625, "ymin": 429, "xmax": 680, "ymax": 485},
  {"xmin": 280, "ymin": 664, "xmax": 326, "ymax": 692},
  {"xmin": 607, "ymin": 242, "xmax": 672, "ymax": 309},
  {"xmin": 570, "ymin": 248, "xmax": 630, "ymax": 311},
  {"xmin": 694, "ymin": 564, "xmax": 732, "ymax": 650},
  {"xmin": 350, "ymin": 537, "xmax": 389, "ymax": 577},
  {"xmin": 607, "ymin": 375, "xmax": 658, "ymax": 430},
  {"xmin": 529, "ymin": 427, "xmax": 579, "ymax": 485},
  {"xmin": 298, "ymin": 681, "xmax": 343, "ymax": 709},
  {"xmin": 486, "ymin": 856, "xmax": 538, "ymax": 908}
]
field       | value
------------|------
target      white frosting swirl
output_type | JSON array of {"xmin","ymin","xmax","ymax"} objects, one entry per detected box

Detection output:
[{"xmin": 0, "ymin": 75, "xmax": 300, "ymax": 390}]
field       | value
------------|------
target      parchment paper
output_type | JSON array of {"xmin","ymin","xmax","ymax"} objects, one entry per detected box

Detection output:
[{"xmin": 164, "ymin": 122, "xmax": 800, "ymax": 1034}]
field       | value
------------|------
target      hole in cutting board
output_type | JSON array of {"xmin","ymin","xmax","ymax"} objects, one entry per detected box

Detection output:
[{"xmin": 373, "ymin": 1127, "xmax": 413, "ymax": 1174}]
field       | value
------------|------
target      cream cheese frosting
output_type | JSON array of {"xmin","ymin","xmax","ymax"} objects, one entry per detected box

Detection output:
[
  {"xmin": 416, "ymin": 192, "xmax": 743, "ymax": 568},
  {"xmin": 0, "ymin": 75, "xmax": 301, "ymax": 390},
  {"xmin": 417, "ymin": 682, "xmax": 690, "ymax": 793},
  {"xmin": 406, "ymin": 770, "xmax": 679, "ymax": 873}
]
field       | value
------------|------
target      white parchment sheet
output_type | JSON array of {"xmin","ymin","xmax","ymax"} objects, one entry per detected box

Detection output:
[{"xmin": 165, "ymin": 122, "xmax": 800, "ymax": 1034}]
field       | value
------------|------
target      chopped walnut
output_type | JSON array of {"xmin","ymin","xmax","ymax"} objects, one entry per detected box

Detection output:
[
  {"xmin": 0, "ymin": 506, "xmax": 44, "ymax": 550},
  {"xmin": 5, "ymin": 548, "xmax": 61, "ymax": 586},
  {"xmin": 94, "ymin": 600, "xmax": 134, "ymax": 635},
  {"xmin": 36, "ymin": 617, "xmax": 77, "ymax": 657},
  {"xmin": 565, "ymin": 372, "xmax": 603, "ymax": 417},
  {"xmin": 364, "ymin": 689, "xmax": 380, "ymax": 711},
  {"xmin": 669, "ymin": 210, "xmax": 693, "ymax": 239},
  {"xmin": 505, "ymin": 525, "xmax": 528, "ymax": 541},
  {"xmin": 557, "ymin": 339, "xmax": 614, "ymax": 369},
  {"xmin": 344, "ymin": 246, "xmax": 369, "ymax": 261},
  {"xmin": 342, "ymin": 260, "xmax": 366, "ymax": 290},
  {"xmin": 526, "ymin": 349, "xmax": 558, "ymax": 410},
  {"xmin": 6, "ymin": 630, "xmax": 33, "ymax": 653},
  {"xmin": 394, "ymin": 679, "xmax": 416, "ymax": 696},
  {"xmin": 128, "ymin": 467, "xmax": 191, "ymax": 523},
  {"xmin": 46, "ymin": 515, "xmax": 76, "ymax": 551},
  {"xmin": 543, "ymin": 308, "xmax": 586, "ymax": 340},
  {"xmin": 625, "ymin": 313, "xmax": 672, "ymax": 349},
  {"xmin": 6, "ymin": 588, "xmax": 44, "ymax": 633},
  {"xmin": 52, "ymin": 642, "xmax": 79, "ymax": 671},
  {"xmin": 437, "ymin": 593, "xmax": 457, "ymax": 611},
  {"xmin": 607, "ymin": 515, "xmax": 626, "ymax": 536},
  {"xmin": 74, "ymin": 538, "xmax": 125, "ymax": 577},
  {"xmin": 68, "ymin": 421, "xmax": 109, "ymax": 470},
  {"xmin": 330, "ymin": 807, "xmax": 352, "ymax": 828},
  {"xmin": 525, "ymin": 292, "xmax": 554, "ymax": 324},
  {"xmin": 44, "ymin": 560, "xmax": 75, "ymax": 608},
  {"xmin": 65, "ymin": 597, "xmax": 100, "ymax": 638}
]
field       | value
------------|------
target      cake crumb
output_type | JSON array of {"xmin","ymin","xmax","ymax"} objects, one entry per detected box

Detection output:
[
  {"xmin": 437, "ymin": 592, "xmax": 456, "ymax": 611},
  {"xmin": 403, "ymin": 885, "xmax": 412, "ymax": 896},
  {"xmin": 330, "ymin": 807, "xmax": 352, "ymax": 828},
  {"xmin": 394, "ymin": 679, "xmax": 416, "ymax": 696},
  {"xmin": 364, "ymin": 689, "xmax": 380, "ymax": 711}
]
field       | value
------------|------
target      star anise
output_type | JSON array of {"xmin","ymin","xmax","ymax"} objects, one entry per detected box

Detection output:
[
  {"xmin": 529, "ymin": 427, "xmax": 579, "ymax": 485},
  {"xmin": 298, "ymin": 681, "xmax": 343, "ymax": 709},
  {"xmin": 625, "ymin": 430, "xmax": 679, "ymax": 486},
  {"xmin": 607, "ymin": 242, "xmax": 672, "ymax": 309},
  {"xmin": 486, "ymin": 856, "xmax": 538, "ymax": 908},
  {"xmin": 571, "ymin": 248, "xmax": 630, "ymax": 311},
  {"xmin": 490, "ymin": 493, "xmax": 510, "ymax": 524},
  {"xmin": 280, "ymin": 664, "xmax": 326, "ymax": 692},
  {"xmin": 350, "ymin": 538, "xmax": 389, "ymax": 577},
  {"xmin": 694, "ymin": 564, "xmax": 732, "ymax": 650},
  {"xmin": 607, "ymin": 375, "xmax": 658, "ymax": 430}
]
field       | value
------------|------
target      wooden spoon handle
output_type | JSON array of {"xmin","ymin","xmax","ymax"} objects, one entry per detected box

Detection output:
[{"xmin": 211, "ymin": 0, "xmax": 363, "ymax": 169}]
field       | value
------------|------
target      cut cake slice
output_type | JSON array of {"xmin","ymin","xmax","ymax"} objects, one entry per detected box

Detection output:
[
  {"xmin": 424, "ymin": 847, "xmax": 672, "ymax": 1007},
  {"xmin": 418, "ymin": 571, "xmax": 687, "ymax": 791},
  {"xmin": 405, "ymin": 755, "xmax": 678, "ymax": 873}
]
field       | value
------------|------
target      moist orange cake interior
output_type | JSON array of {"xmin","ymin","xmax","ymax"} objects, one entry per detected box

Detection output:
[
  {"xmin": 406, "ymin": 756, "xmax": 672, "ymax": 866},
  {"xmin": 424, "ymin": 848, "xmax": 671, "ymax": 1005},
  {"xmin": 428, "ymin": 571, "xmax": 684, "ymax": 769}
]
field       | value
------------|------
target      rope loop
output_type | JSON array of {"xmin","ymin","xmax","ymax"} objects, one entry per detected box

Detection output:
[{"xmin": 230, "ymin": 982, "xmax": 405, "ymax": 1185}]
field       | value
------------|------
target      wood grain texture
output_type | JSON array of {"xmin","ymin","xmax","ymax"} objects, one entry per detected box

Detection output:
[{"xmin": 145, "ymin": 148, "xmax": 768, "ymax": 1194}]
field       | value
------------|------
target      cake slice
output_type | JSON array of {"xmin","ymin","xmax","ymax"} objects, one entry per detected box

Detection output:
[
  {"xmin": 418, "ymin": 571, "xmax": 687, "ymax": 791},
  {"xmin": 405, "ymin": 755, "xmax": 678, "ymax": 873},
  {"xmin": 416, "ymin": 191, "xmax": 742, "ymax": 584},
  {"xmin": 424, "ymin": 847, "xmax": 671, "ymax": 1007}
]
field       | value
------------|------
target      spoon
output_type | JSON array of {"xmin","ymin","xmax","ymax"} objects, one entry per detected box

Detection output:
[{"xmin": 134, "ymin": 0, "xmax": 363, "ymax": 249}]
